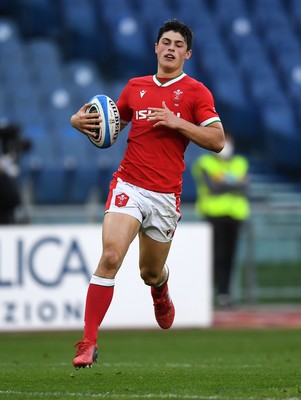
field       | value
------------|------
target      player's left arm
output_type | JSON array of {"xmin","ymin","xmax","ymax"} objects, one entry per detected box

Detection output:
[{"xmin": 148, "ymin": 101, "xmax": 225, "ymax": 153}]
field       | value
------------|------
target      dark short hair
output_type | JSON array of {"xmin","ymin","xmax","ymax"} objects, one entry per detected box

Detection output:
[{"xmin": 156, "ymin": 19, "xmax": 194, "ymax": 51}]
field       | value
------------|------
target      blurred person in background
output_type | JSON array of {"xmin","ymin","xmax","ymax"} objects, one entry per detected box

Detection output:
[
  {"xmin": 0, "ymin": 122, "xmax": 31, "ymax": 224},
  {"xmin": 70, "ymin": 19, "xmax": 224, "ymax": 369},
  {"xmin": 191, "ymin": 133, "xmax": 250, "ymax": 308}
]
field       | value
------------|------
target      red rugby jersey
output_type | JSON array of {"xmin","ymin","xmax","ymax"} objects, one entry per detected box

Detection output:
[{"xmin": 114, "ymin": 73, "xmax": 220, "ymax": 194}]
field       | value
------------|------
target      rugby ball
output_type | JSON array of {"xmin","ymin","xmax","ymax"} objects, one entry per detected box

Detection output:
[{"xmin": 86, "ymin": 94, "xmax": 120, "ymax": 148}]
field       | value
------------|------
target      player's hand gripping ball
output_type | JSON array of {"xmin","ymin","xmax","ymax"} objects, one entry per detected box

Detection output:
[{"xmin": 86, "ymin": 95, "xmax": 120, "ymax": 148}]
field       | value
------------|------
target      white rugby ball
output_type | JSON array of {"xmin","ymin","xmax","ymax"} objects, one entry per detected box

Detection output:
[{"xmin": 87, "ymin": 94, "xmax": 120, "ymax": 148}]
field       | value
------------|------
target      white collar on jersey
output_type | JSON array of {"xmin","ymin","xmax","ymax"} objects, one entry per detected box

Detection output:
[{"xmin": 153, "ymin": 72, "xmax": 187, "ymax": 87}]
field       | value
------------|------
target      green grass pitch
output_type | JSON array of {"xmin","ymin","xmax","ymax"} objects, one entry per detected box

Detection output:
[{"xmin": 0, "ymin": 328, "xmax": 301, "ymax": 399}]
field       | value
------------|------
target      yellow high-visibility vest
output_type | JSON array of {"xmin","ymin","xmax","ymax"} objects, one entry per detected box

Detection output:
[{"xmin": 191, "ymin": 153, "xmax": 250, "ymax": 220}]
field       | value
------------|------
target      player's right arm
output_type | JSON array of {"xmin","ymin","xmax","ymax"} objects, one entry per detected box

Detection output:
[
  {"xmin": 70, "ymin": 103, "xmax": 100, "ymax": 137},
  {"xmin": 71, "ymin": 102, "xmax": 128, "ymax": 136}
]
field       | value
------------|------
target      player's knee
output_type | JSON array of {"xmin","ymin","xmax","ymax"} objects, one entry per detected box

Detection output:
[
  {"xmin": 100, "ymin": 248, "xmax": 122, "ymax": 272},
  {"xmin": 140, "ymin": 269, "xmax": 161, "ymax": 287}
]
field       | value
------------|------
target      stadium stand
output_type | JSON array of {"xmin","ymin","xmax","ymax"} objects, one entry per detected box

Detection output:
[
  {"xmin": 0, "ymin": 0, "xmax": 301, "ymax": 205},
  {"xmin": 13, "ymin": 0, "xmax": 60, "ymax": 38}
]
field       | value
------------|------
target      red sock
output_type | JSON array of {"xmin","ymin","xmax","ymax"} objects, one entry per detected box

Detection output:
[
  {"xmin": 151, "ymin": 280, "xmax": 168, "ymax": 299},
  {"xmin": 83, "ymin": 283, "xmax": 114, "ymax": 343},
  {"xmin": 151, "ymin": 265, "xmax": 169, "ymax": 298}
]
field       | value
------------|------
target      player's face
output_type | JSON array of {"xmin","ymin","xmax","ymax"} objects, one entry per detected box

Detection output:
[{"xmin": 155, "ymin": 31, "xmax": 192, "ymax": 74}]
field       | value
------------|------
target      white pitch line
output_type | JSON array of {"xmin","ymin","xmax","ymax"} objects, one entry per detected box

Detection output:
[
  {"xmin": 0, "ymin": 391, "xmax": 300, "ymax": 400},
  {"xmin": 0, "ymin": 391, "xmax": 217, "ymax": 399},
  {"xmin": 0, "ymin": 361, "xmax": 264, "ymax": 369}
]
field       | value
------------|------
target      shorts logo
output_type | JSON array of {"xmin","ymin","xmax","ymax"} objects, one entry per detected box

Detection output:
[
  {"xmin": 166, "ymin": 228, "xmax": 175, "ymax": 238},
  {"xmin": 115, "ymin": 193, "xmax": 129, "ymax": 207}
]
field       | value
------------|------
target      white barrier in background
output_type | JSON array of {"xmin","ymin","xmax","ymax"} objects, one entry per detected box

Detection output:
[{"xmin": 0, "ymin": 223, "xmax": 212, "ymax": 331}]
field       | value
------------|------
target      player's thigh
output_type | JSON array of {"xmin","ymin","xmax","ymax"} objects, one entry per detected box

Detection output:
[
  {"xmin": 96, "ymin": 212, "xmax": 141, "ymax": 275},
  {"xmin": 138, "ymin": 232, "xmax": 171, "ymax": 277}
]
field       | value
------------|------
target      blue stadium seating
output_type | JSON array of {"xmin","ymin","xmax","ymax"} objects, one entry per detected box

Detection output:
[
  {"xmin": 21, "ymin": 124, "xmax": 55, "ymax": 169},
  {"xmin": 1, "ymin": 63, "xmax": 30, "ymax": 92},
  {"xmin": 21, "ymin": 123, "xmax": 98, "ymax": 204},
  {"xmin": 195, "ymin": 34, "xmax": 234, "ymax": 81},
  {"xmin": 276, "ymin": 52, "xmax": 301, "ymax": 78},
  {"xmin": 254, "ymin": 8, "xmax": 290, "ymax": 34},
  {"xmin": 60, "ymin": 0, "xmax": 97, "ymax": 35},
  {"xmin": 134, "ymin": 0, "xmax": 175, "ymax": 46},
  {"xmin": 289, "ymin": 0, "xmax": 301, "ymax": 32},
  {"xmin": 8, "ymin": 89, "xmax": 43, "ymax": 128},
  {"xmin": 105, "ymin": 81, "xmax": 127, "ymax": 103},
  {"xmin": 213, "ymin": 0, "xmax": 249, "ymax": 33},
  {"xmin": 59, "ymin": 0, "xmax": 107, "ymax": 64},
  {"xmin": 13, "ymin": 0, "xmax": 59, "ymax": 38},
  {"xmin": 56, "ymin": 125, "xmax": 100, "ymax": 203},
  {"xmin": 0, "ymin": 35, "xmax": 24, "ymax": 72},
  {"xmin": 237, "ymin": 49, "xmax": 270, "ymax": 81},
  {"xmin": 172, "ymin": 0, "xmax": 208, "ymax": 12},
  {"xmin": 101, "ymin": 8, "xmax": 151, "ymax": 78},
  {"xmin": 264, "ymin": 104, "xmax": 301, "ymax": 173},
  {"xmin": 252, "ymin": 0, "xmax": 285, "ymax": 14},
  {"xmin": 20, "ymin": 124, "xmax": 66, "ymax": 204},
  {"xmin": 0, "ymin": 0, "xmax": 9, "ymax": 12},
  {"xmin": 263, "ymin": 102, "xmax": 298, "ymax": 138},
  {"xmin": 250, "ymin": 79, "xmax": 287, "ymax": 109},
  {"xmin": 170, "ymin": 0, "xmax": 209, "ymax": 28},
  {"xmin": 64, "ymin": 60, "xmax": 104, "ymax": 89},
  {"xmin": 0, "ymin": 90, "xmax": 5, "ymax": 110},
  {"xmin": 267, "ymin": 134, "xmax": 301, "ymax": 174},
  {"xmin": 192, "ymin": 8, "xmax": 217, "ymax": 36},
  {"xmin": 286, "ymin": 71, "xmax": 301, "ymax": 105},
  {"xmin": 1, "ymin": 0, "xmax": 301, "ymax": 205},
  {"xmin": 26, "ymin": 38, "xmax": 61, "ymax": 67},
  {"xmin": 246, "ymin": 62, "xmax": 283, "ymax": 103},
  {"xmin": 79, "ymin": 81, "xmax": 108, "ymax": 107},
  {"xmin": 0, "ymin": 17, "xmax": 20, "ymax": 42},
  {"xmin": 0, "ymin": 90, "xmax": 8, "ymax": 121},
  {"xmin": 227, "ymin": 19, "xmax": 261, "ymax": 58},
  {"xmin": 275, "ymin": 55, "xmax": 301, "ymax": 106},
  {"xmin": 183, "ymin": 57, "xmax": 200, "ymax": 80},
  {"xmin": 63, "ymin": 59, "xmax": 107, "ymax": 108},
  {"xmin": 264, "ymin": 29, "xmax": 300, "ymax": 57},
  {"xmin": 37, "ymin": 84, "xmax": 76, "ymax": 132}
]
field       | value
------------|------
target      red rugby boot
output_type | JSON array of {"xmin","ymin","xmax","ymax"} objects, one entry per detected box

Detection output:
[
  {"xmin": 72, "ymin": 340, "xmax": 98, "ymax": 369},
  {"xmin": 151, "ymin": 280, "xmax": 175, "ymax": 329}
]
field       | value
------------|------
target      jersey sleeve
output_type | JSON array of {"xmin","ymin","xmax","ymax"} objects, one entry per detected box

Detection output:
[
  {"xmin": 116, "ymin": 81, "xmax": 133, "ymax": 124},
  {"xmin": 195, "ymin": 84, "xmax": 221, "ymax": 127}
]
